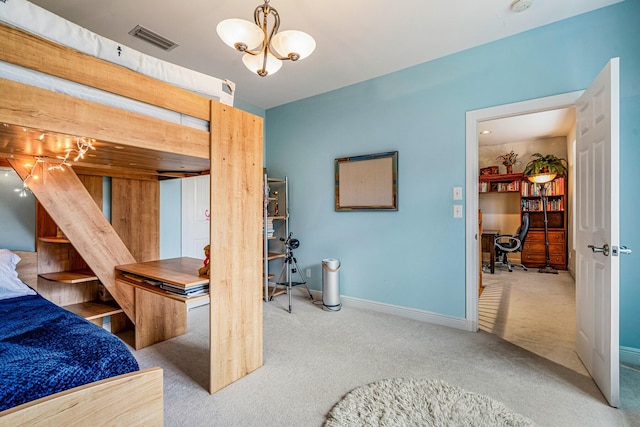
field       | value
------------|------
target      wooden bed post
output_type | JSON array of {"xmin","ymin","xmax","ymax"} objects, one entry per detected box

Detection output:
[{"xmin": 209, "ymin": 102, "xmax": 264, "ymax": 393}]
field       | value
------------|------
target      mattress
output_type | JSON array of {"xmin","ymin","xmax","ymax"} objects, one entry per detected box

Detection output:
[
  {"xmin": 0, "ymin": 0, "xmax": 234, "ymax": 105},
  {"xmin": 0, "ymin": 294, "xmax": 139, "ymax": 411}
]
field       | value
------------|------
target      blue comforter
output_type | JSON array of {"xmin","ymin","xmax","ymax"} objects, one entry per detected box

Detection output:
[{"xmin": 0, "ymin": 294, "xmax": 139, "ymax": 411}]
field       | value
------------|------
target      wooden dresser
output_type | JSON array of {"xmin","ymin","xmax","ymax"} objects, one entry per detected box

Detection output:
[
  {"xmin": 520, "ymin": 175, "xmax": 567, "ymax": 270},
  {"xmin": 522, "ymin": 229, "xmax": 567, "ymax": 270}
]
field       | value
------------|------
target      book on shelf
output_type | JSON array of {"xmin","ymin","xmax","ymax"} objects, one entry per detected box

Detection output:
[
  {"xmin": 160, "ymin": 282, "xmax": 209, "ymax": 298},
  {"xmin": 521, "ymin": 197, "xmax": 564, "ymax": 212},
  {"xmin": 521, "ymin": 176, "xmax": 565, "ymax": 197},
  {"xmin": 478, "ymin": 179, "xmax": 520, "ymax": 193},
  {"xmin": 264, "ymin": 217, "xmax": 275, "ymax": 238}
]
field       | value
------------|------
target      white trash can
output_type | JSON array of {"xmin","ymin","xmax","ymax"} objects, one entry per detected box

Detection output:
[{"xmin": 322, "ymin": 258, "xmax": 341, "ymax": 311}]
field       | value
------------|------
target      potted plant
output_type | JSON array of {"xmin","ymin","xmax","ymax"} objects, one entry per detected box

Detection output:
[
  {"xmin": 522, "ymin": 153, "xmax": 567, "ymax": 177},
  {"xmin": 496, "ymin": 150, "xmax": 520, "ymax": 174}
]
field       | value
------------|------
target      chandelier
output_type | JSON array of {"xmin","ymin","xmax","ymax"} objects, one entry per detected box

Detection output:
[{"xmin": 216, "ymin": 0, "xmax": 316, "ymax": 77}]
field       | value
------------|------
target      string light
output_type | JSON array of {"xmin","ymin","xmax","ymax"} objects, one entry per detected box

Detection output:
[
  {"xmin": 13, "ymin": 137, "xmax": 97, "ymax": 196},
  {"xmin": 49, "ymin": 137, "xmax": 96, "ymax": 171},
  {"xmin": 1, "ymin": 125, "xmax": 98, "ymax": 195},
  {"xmin": 13, "ymin": 127, "xmax": 97, "ymax": 169},
  {"xmin": 14, "ymin": 157, "xmax": 45, "ymax": 198}
]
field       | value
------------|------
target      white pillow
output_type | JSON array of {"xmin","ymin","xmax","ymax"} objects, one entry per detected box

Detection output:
[
  {"xmin": 0, "ymin": 249, "xmax": 36, "ymax": 300},
  {"xmin": 0, "ymin": 249, "xmax": 20, "ymax": 269}
]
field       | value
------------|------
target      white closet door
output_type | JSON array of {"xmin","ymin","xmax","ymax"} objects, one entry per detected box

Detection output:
[{"xmin": 181, "ymin": 175, "xmax": 210, "ymax": 259}]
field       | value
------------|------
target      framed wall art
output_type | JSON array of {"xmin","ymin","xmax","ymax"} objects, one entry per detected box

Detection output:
[{"xmin": 334, "ymin": 151, "xmax": 398, "ymax": 211}]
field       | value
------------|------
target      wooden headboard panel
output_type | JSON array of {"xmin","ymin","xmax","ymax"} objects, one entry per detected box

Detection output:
[{"xmin": 13, "ymin": 251, "xmax": 37, "ymax": 288}]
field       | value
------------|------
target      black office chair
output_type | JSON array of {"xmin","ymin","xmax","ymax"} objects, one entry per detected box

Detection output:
[{"xmin": 494, "ymin": 213, "xmax": 530, "ymax": 272}]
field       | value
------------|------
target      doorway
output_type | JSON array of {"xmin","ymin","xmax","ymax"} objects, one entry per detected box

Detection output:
[
  {"xmin": 464, "ymin": 91, "xmax": 582, "ymax": 331},
  {"xmin": 473, "ymin": 102, "xmax": 581, "ymax": 376}
]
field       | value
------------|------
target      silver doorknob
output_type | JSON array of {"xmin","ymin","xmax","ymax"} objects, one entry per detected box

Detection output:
[
  {"xmin": 588, "ymin": 244, "xmax": 610, "ymax": 256},
  {"xmin": 620, "ymin": 245, "xmax": 632, "ymax": 255}
]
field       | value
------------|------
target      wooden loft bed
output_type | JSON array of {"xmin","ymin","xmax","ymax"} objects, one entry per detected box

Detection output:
[{"xmin": 0, "ymin": 6, "xmax": 263, "ymax": 421}]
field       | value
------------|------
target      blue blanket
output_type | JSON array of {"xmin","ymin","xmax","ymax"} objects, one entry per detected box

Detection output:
[{"xmin": 0, "ymin": 294, "xmax": 139, "ymax": 411}]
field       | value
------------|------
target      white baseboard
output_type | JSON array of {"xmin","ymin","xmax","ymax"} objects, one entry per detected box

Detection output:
[
  {"xmin": 311, "ymin": 290, "xmax": 471, "ymax": 331},
  {"xmin": 620, "ymin": 346, "xmax": 640, "ymax": 368}
]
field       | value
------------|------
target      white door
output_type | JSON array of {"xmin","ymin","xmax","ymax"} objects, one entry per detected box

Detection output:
[
  {"xmin": 181, "ymin": 175, "xmax": 211, "ymax": 259},
  {"xmin": 575, "ymin": 58, "xmax": 620, "ymax": 407}
]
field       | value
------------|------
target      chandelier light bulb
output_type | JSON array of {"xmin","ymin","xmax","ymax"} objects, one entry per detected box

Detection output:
[
  {"xmin": 271, "ymin": 30, "xmax": 316, "ymax": 61},
  {"xmin": 242, "ymin": 52, "xmax": 283, "ymax": 76},
  {"xmin": 217, "ymin": 19, "xmax": 264, "ymax": 51}
]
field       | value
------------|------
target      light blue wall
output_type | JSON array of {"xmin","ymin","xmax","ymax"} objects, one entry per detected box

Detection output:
[
  {"xmin": 0, "ymin": 168, "xmax": 36, "ymax": 251},
  {"xmin": 0, "ymin": 172, "xmax": 111, "ymax": 252},
  {"xmin": 102, "ymin": 177, "xmax": 111, "ymax": 222},
  {"xmin": 160, "ymin": 179, "xmax": 182, "ymax": 259},
  {"xmin": 266, "ymin": 1, "xmax": 640, "ymax": 348},
  {"xmin": 234, "ymin": 98, "xmax": 266, "ymax": 118}
]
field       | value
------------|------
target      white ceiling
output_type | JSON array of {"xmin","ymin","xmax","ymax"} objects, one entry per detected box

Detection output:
[
  {"xmin": 479, "ymin": 107, "xmax": 576, "ymax": 146},
  {"xmin": 28, "ymin": 0, "xmax": 621, "ymax": 110}
]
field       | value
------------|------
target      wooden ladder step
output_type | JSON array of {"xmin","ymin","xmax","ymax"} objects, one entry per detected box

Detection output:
[
  {"xmin": 39, "ymin": 269, "xmax": 98, "ymax": 283},
  {"xmin": 64, "ymin": 300, "xmax": 123, "ymax": 321}
]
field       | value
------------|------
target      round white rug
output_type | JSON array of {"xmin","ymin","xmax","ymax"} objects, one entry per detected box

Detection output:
[{"xmin": 324, "ymin": 378, "xmax": 536, "ymax": 427}]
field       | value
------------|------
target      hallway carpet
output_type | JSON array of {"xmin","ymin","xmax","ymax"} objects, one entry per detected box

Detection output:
[{"xmin": 479, "ymin": 268, "xmax": 587, "ymax": 375}]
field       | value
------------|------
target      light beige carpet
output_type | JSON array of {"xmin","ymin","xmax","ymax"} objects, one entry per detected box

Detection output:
[{"xmin": 128, "ymin": 295, "xmax": 627, "ymax": 426}]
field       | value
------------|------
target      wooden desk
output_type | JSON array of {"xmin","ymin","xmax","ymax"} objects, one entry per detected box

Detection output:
[
  {"xmin": 481, "ymin": 230, "xmax": 500, "ymax": 274},
  {"xmin": 116, "ymin": 257, "xmax": 209, "ymax": 349}
]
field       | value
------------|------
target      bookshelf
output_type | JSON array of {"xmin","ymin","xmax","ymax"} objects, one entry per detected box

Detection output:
[
  {"xmin": 478, "ymin": 172, "xmax": 567, "ymax": 270},
  {"xmin": 35, "ymin": 178, "xmax": 126, "ymax": 330},
  {"xmin": 520, "ymin": 175, "xmax": 567, "ymax": 269},
  {"xmin": 478, "ymin": 173, "xmax": 522, "ymax": 193},
  {"xmin": 264, "ymin": 175, "xmax": 288, "ymax": 300}
]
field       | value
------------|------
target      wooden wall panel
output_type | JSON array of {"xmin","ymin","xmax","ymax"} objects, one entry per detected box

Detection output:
[
  {"xmin": 209, "ymin": 103, "xmax": 264, "ymax": 393},
  {"xmin": 35, "ymin": 202, "xmax": 58, "ymax": 250},
  {"xmin": 37, "ymin": 279, "xmax": 99, "ymax": 307},
  {"xmin": 111, "ymin": 178, "xmax": 159, "ymax": 262},
  {"xmin": 35, "ymin": 175, "xmax": 103, "ymax": 275},
  {"xmin": 13, "ymin": 250, "xmax": 38, "ymax": 289},
  {"xmin": 35, "ymin": 241, "xmax": 85, "ymax": 274},
  {"xmin": 78, "ymin": 175, "xmax": 104, "ymax": 209}
]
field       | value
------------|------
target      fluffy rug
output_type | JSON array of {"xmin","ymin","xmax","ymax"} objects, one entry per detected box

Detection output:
[{"xmin": 324, "ymin": 378, "xmax": 536, "ymax": 426}]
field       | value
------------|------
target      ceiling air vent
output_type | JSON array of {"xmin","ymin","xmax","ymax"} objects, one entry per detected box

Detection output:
[{"xmin": 128, "ymin": 25, "xmax": 178, "ymax": 51}]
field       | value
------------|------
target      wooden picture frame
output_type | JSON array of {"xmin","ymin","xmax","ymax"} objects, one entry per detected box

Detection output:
[{"xmin": 335, "ymin": 151, "xmax": 398, "ymax": 211}]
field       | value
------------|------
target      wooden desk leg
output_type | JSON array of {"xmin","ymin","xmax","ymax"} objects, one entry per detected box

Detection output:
[
  {"xmin": 489, "ymin": 243, "xmax": 495, "ymax": 274},
  {"xmin": 134, "ymin": 288, "xmax": 187, "ymax": 350}
]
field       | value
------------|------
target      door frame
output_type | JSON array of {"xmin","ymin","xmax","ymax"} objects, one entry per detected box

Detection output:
[{"xmin": 465, "ymin": 91, "xmax": 583, "ymax": 331}]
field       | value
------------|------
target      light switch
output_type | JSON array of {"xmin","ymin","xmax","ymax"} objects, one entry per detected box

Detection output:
[
  {"xmin": 453, "ymin": 186, "xmax": 463, "ymax": 200},
  {"xmin": 453, "ymin": 205, "xmax": 463, "ymax": 218}
]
